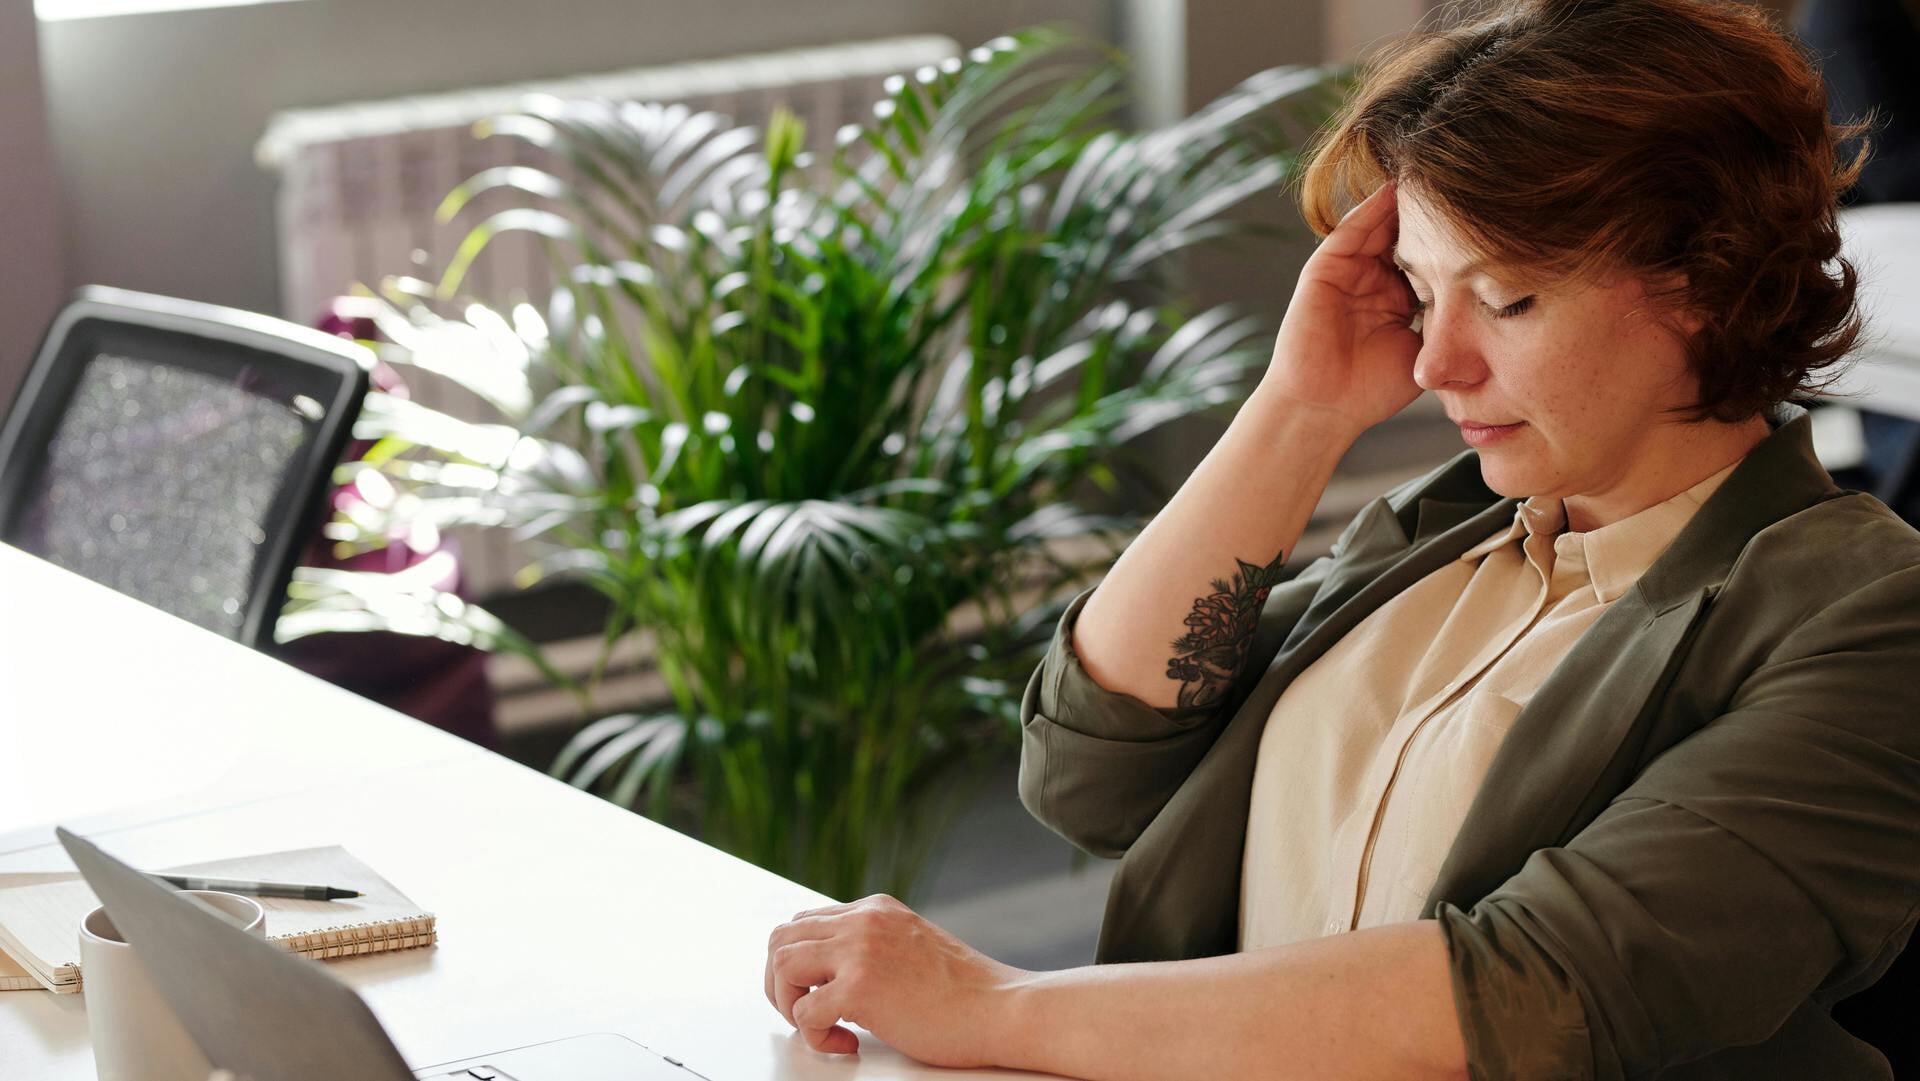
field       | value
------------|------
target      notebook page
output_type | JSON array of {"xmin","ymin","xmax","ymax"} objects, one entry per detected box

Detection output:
[
  {"xmin": 0, "ymin": 945, "xmax": 38, "ymax": 990},
  {"xmin": 166, "ymin": 846, "xmax": 435, "ymax": 957},
  {"xmin": 0, "ymin": 845, "xmax": 434, "ymax": 992},
  {"xmin": 0, "ymin": 878, "xmax": 93, "ymax": 989}
]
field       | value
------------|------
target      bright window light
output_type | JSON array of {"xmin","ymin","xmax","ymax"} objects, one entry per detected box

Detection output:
[{"xmin": 37, "ymin": 0, "xmax": 302, "ymax": 21}]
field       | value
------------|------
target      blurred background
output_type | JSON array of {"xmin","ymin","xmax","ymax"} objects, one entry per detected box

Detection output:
[{"xmin": 0, "ymin": 0, "xmax": 1865, "ymax": 976}]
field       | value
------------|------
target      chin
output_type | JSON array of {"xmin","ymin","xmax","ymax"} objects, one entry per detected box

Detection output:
[{"xmin": 1475, "ymin": 451, "xmax": 1552, "ymax": 500}]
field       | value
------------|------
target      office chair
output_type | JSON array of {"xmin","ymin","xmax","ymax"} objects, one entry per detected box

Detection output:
[{"xmin": 0, "ymin": 287, "xmax": 370, "ymax": 651}]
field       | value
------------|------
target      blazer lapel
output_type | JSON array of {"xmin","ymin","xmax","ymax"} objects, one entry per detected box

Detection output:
[
  {"xmin": 1098, "ymin": 482, "xmax": 1518, "ymax": 961},
  {"xmin": 1426, "ymin": 584, "xmax": 1716, "ymax": 908},
  {"xmin": 1276, "ymin": 449, "xmax": 1515, "ymax": 657},
  {"xmin": 1415, "ymin": 497, "xmax": 1496, "ymax": 543},
  {"xmin": 1427, "ymin": 403, "xmax": 1843, "ymax": 912},
  {"xmin": 1098, "ymin": 403, "xmax": 1844, "ymax": 964}
]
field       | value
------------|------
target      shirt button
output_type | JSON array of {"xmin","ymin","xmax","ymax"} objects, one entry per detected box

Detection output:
[{"xmin": 1324, "ymin": 920, "xmax": 1342, "ymax": 934}]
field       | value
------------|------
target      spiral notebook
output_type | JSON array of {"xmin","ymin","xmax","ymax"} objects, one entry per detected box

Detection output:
[{"xmin": 0, "ymin": 845, "xmax": 436, "ymax": 993}]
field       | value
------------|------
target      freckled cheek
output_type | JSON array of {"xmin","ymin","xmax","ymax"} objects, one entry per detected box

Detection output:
[{"xmin": 1506, "ymin": 340, "xmax": 1609, "ymax": 445}]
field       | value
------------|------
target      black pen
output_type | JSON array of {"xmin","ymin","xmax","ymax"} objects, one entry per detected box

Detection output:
[{"xmin": 151, "ymin": 874, "xmax": 362, "ymax": 901}]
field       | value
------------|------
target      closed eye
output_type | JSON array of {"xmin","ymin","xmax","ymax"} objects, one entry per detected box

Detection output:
[{"xmin": 1406, "ymin": 295, "xmax": 1534, "ymax": 318}]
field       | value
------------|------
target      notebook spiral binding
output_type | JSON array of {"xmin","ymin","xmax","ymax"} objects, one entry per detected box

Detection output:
[{"xmin": 279, "ymin": 913, "xmax": 438, "ymax": 960}]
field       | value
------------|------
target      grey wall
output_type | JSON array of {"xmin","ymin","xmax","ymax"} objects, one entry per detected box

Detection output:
[
  {"xmin": 1179, "ymin": 0, "xmax": 1328, "ymax": 361},
  {"xmin": 1108, "ymin": 0, "xmax": 1326, "ymax": 503},
  {"xmin": 24, "ymin": 0, "xmax": 1359, "ymax": 505},
  {"xmin": 38, "ymin": 0, "xmax": 1116, "ymax": 321},
  {"xmin": 1, "ymin": 0, "xmax": 67, "ymax": 411}
]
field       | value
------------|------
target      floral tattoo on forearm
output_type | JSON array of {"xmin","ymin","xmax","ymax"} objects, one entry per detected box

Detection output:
[{"xmin": 1165, "ymin": 552, "xmax": 1288, "ymax": 709}]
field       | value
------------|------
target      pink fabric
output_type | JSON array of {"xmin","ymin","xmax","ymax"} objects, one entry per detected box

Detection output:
[{"xmin": 277, "ymin": 305, "xmax": 500, "ymax": 751}]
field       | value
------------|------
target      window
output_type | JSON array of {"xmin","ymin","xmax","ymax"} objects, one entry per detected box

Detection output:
[{"xmin": 36, "ymin": 0, "xmax": 301, "ymax": 21}]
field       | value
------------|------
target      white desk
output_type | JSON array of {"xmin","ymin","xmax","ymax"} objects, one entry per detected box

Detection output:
[
  {"xmin": 1829, "ymin": 204, "xmax": 1920, "ymax": 422},
  {"xmin": 0, "ymin": 543, "xmax": 1036, "ymax": 1080}
]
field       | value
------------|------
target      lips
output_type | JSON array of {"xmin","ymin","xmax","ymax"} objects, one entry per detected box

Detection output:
[{"xmin": 1454, "ymin": 418, "xmax": 1526, "ymax": 447}]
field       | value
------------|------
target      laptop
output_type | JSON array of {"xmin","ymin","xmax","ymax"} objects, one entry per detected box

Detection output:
[{"xmin": 56, "ymin": 827, "xmax": 714, "ymax": 1081}]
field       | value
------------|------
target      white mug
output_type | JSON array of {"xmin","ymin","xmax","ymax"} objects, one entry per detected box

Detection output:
[{"xmin": 78, "ymin": 889, "xmax": 266, "ymax": 1081}]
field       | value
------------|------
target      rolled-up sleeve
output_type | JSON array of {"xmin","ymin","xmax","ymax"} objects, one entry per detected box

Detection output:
[
  {"xmin": 1018, "ymin": 552, "xmax": 1338, "ymax": 858},
  {"xmin": 1016, "ymin": 588, "xmax": 1229, "ymax": 858},
  {"xmin": 1436, "ymin": 566, "xmax": 1920, "ymax": 1080}
]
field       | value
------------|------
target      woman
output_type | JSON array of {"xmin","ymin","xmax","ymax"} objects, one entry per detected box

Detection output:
[{"xmin": 762, "ymin": 0, "xmax": 1920, "ymax": 1077}]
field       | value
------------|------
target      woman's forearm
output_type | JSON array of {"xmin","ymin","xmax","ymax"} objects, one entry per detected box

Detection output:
[
  {"xmin": 993, "ymin": 921, "xmax": 1470, "ymax": 1081},
  {"xmin": 1073, "ymin": 377, "xmax": 1358, "ymax": 710}
]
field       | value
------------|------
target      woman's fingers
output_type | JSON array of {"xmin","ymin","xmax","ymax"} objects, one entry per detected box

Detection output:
[
  {"xmin": 763, "ymin": 909, "xmax": 865, "ymax": 1055},
  {"xmin": 1306, "ymin": 182, "xmax": 1412, "ymax": 305},
  {"xmin": 774, "ymin": 939, "xmax": 839, "ymax": 992},
  {"xmin": 771, "ymin": 938, "xmax": 841, "ymax": 1027},
  {"xmin": 774, "ymin": 973, "xmax": 812, "ymax": 1029},
  {"xmin": 791, "ymin": 982, "xmax": 861, "ymax": 1055},
  {"xmin": 1320, "ymin": 182, "xmax": 1399, "ymax": 260},
  {"xmin": 764, "ymin": 913, "xmax": 844, "ymax": 1008}
]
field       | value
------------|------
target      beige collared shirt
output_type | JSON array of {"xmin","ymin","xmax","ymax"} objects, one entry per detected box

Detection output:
[{"xmin": 1238, "ymin": 463, "xmax": 1738, "ymax": 951}]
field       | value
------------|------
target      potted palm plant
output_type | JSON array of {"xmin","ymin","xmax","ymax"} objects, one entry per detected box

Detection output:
[{"xmin": 279, "ymin": 29, "xmax": 1344, "ymax": 901}]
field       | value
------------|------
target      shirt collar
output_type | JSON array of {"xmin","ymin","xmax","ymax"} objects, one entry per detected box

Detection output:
[{"xmin": 1457, "ymin": 460, "xmax": 1742, "ymax": 603}]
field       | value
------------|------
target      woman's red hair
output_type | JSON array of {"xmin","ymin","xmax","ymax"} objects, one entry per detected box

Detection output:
[{"xmin": 1297, "ymin": 0, "xmax": 1870, "ymax": 421}]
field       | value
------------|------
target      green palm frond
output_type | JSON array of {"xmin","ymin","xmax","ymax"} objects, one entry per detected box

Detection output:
[{"xmin": 317, "ymin": 31, "xmax": 1348, "ymax": 900}]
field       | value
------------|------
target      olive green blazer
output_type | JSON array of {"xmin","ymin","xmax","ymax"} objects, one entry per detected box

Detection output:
[{"xmin": 1017, "ymin": 404, "xmax": 1920, "ymax": 1080}]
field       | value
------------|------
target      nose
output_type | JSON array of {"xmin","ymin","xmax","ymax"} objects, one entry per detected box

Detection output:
[{"xmin": 1411, "ymin": 301, "xmax": 1490, "ymax": 392}]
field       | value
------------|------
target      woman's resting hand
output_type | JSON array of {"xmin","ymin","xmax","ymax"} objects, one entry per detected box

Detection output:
[{"xmin": 764, "ymin": 893, "xmax": 1029, "ymax": 1065}]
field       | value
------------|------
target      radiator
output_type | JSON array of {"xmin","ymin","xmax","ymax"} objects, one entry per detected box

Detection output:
[{"xmin": 257, "ymin": 35, "xmax": 961, "ymax": 598}]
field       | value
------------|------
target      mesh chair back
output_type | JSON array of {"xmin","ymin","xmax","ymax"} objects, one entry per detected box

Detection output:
[{"xmin": 0, "ymin": 288, "xmax": 370, "ymax": 649}]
